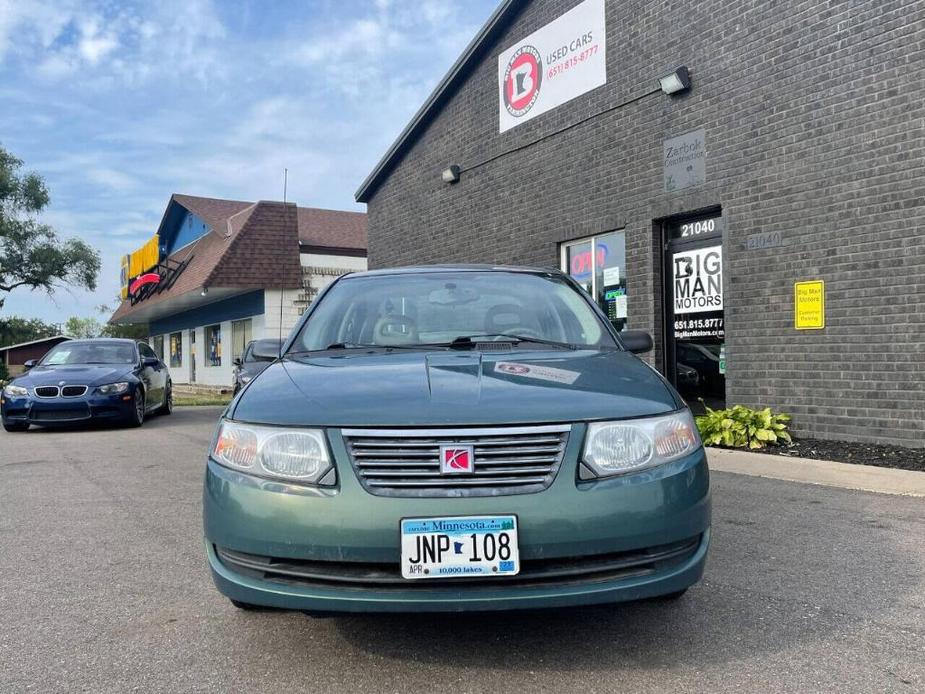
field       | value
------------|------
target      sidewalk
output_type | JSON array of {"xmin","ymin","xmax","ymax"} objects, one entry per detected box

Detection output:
[{"xmin": 708, "ymin": 447, "xmax": 925, "ymax": 497}]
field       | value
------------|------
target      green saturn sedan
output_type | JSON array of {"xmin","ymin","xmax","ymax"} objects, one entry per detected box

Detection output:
[{"xmin": 203, "ymin": 266, "xmax": 710, "ymax": 613}]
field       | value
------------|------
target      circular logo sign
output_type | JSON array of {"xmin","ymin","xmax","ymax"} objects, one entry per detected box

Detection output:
[{"xmin": 503, "ymin": 45, "xmax": 542, "ymax": 117}]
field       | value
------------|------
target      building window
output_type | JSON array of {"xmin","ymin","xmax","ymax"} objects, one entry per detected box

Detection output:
[
  {"xmin": 206, "ymin": 324, "xmax": 222, "ymax": 366},
  {"xmin": 560, "ymin": 231, "xmax": 627, "ymax": 332},
  {"xmin": 152, "ymin": 335, "xmax": 165, "ymax": 360},
  {"xmin": 169, "ymin": 332, "xmax": 182, "ymax": 367},
  {"xmin": 231, "ymin": 318, "xmax": 253, "ymax": 363}
]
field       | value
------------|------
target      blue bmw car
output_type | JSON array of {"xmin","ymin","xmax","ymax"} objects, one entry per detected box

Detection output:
[{"xmin": 1, "ymin": 338, "xmax": 172, "ymax": 432}]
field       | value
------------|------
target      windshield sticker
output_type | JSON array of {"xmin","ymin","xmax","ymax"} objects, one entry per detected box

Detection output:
[{"xmin": 494, "ymin": 361, "xmax": 580, "ymax": 385}]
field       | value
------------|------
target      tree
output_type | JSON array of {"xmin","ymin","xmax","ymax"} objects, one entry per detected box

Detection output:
[
  {"xmin": 0, "ymin": 315, "xmax": 60, "ymax": 346},
  {"xmin": 64, "ymin": 316, "xmax": 102, "ymax": 339},
  {"xmin": 96, "ymin": 302, "xmax": 149, "ymax": 339},
  {"xmin": 0, "ymin": 144, "xmax": 100, "ymax": 310}
]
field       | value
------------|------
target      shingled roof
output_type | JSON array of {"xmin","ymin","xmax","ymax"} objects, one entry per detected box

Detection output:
[
  {"xmin": 297, "ymin": 206, "xmax": 367, "ymax": 251},
  {"xmin": 110, "ymin": 194, "xmax": 366, "ymax": 324}
]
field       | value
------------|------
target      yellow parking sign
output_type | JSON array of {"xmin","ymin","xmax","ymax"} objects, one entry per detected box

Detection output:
[{"xmin": 794, "ymin": 280, "xmax": 825, "ymax": 330}]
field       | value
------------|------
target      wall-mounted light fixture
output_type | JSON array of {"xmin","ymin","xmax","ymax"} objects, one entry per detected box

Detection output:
[
  {"xmin": 200, "ymin": 287, "xmax": 209, "ymax": 297},
  {"xmin": 658, "ymin": 66, "xmax": 691, "ymax": 95},
  {"xmin": 441, "ymin": 165, "xmax": 461, "ymax": 184}
]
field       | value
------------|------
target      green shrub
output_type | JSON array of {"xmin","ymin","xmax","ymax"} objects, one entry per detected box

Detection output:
[{"xmin": 695, "ymin": 404, "xmax": 792, "ymax": 450}]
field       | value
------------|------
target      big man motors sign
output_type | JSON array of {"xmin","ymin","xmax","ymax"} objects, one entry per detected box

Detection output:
[{"xmin": 497, "ymin": 0, "xmax": 606, "ymax": 133}]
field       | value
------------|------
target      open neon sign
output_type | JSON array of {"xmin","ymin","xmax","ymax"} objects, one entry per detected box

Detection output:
[{"xmin": 569, "ymin": 243, "xmax": 609, "ymax": 279}]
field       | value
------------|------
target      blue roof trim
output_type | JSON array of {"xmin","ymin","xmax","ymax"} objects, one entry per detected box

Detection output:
[
  {"xmin": 149, "ymin": 290, "xmax": 264, "ymax": 335},
  {"xmin": 354, "ymin": 0, "xmax": 527, "ymax": 203}
]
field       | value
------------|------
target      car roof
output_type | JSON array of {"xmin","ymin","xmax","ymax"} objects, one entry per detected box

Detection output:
[
  {"xmin": 62, "ymin": 338, "xmax": 137, "ymax": 345},
  {"xmin": 340, "ymin": 264, "xmax": 564, "ymax": 279}
]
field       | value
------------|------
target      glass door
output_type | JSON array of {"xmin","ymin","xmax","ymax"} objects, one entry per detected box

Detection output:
[{"xmin": 664, "ymin": 212, "xmax": 725, "ymax": 411}]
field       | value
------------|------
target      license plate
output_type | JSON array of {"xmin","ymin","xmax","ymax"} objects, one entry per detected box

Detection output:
[{"xmin": 400, "ymin": 515, "xmax": 520, "ymax": 580}]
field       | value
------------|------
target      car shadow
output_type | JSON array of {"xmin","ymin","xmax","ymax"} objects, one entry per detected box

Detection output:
[
  {"xmin": 326, "ymin": 588, "xmax": 763, "ymax": 671},
  {"xmin": 14, "ymin": 406, "xmax": 225, "ymax": 435},
  {"xmin": 323, "ymin": 476, "xmax": 920, "ymax": 672}
]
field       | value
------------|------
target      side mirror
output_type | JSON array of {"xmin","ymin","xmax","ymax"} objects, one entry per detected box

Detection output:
[
  {"xmin": 251, "ymin": 343, "xmax": 281, "ymax": 360},
  {"xmin": 23, "ymin": 359, "xmax": 36, "ymax": 370},
  {"xmin": 143, "ymin": 356, "xmax": 159, "ymax": 367},
  {"xmin": 620, "ymin": 330, "xmax": 653, "ymax": 354},
  {"xmin": 233, "ymin": 357, "xmax": 242, "ymax": 367}
]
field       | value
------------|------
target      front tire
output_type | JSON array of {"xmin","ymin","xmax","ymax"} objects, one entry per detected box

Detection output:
[
  {"xmin": 156, "ymin": 383, "xmax": 173, "ymax": 416},
  {"xmin": 3, "ymin": 421, "xmax": 29, "ymax": 432},
  {"xmin": 127, "ymin": 388, "xmax": 145, "ymax": 428}
]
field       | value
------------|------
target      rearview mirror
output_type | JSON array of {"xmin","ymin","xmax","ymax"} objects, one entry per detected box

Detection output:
[
  {"xmin": 23, "ymin": 359, "xmax": 36, "ymax": 370},
  {"xmin": 233, "ymin": 357, "xmax": 242, "ymax": 367},
  {"xmin": 620, "ymin": 330, "xmax": 653, "ymax": 354}
]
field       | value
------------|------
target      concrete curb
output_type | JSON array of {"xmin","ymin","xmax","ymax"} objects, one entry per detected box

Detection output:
[{"xmin": 707, "ymin": 447, "xmax": 925, "ymax": 497}]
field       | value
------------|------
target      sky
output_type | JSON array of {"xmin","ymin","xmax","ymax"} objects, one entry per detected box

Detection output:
[{"xmin": 0, "ymin": 0, "xmax": 499, "ymax": 325}]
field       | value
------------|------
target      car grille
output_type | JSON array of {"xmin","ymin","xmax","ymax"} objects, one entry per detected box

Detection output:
[
  {"xmin": 30, "ymin": 405, "xmax": 90, "ymax": 422},
  {"xmin": 61, "ymin": 385, "xmax": 88, "ymax": 397},
  {"xmin": 215, "ymin": 536, "xmax": 701, "ymax": 591},
  {"xmin": 341, "ymin": 425, "xmax": 571, "ymax": 497},
  {"xmin": 34, "ymin": 386, "xmax": 60, "ymax": 398}
]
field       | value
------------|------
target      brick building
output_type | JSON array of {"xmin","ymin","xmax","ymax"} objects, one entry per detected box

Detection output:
[
  {"xmin": 0, "ymin": 336, "xmax": 71, "ymax": 377},
  {"xmin": 110, "ymin": 194, "xmax": 366, "ymax": 387},
  {"xmin": 356, "ymin": 0, "xmax": 924, "ymax": 446}
]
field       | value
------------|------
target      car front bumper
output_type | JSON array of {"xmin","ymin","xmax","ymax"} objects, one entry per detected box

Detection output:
[
  {"xmin": 1, "ymin": 391, "xmax": 136, "ymax": 425},
  {"xmin": 203, "ymin": 425, "xmax": 711, "ymax": 612}
]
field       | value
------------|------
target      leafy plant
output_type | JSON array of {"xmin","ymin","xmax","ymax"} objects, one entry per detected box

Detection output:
[
  {"xmin": 695, "ymin": 404, "xmax": 792, "ymax": 450},
  {"xmin": 0, "ymin": 144, "xmax": 100, "ymax": 310}
]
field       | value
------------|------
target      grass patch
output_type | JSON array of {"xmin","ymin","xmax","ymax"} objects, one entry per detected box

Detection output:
[{"xmin": 173, "ymin": 392, "xmax": 233, "ymax": 407}]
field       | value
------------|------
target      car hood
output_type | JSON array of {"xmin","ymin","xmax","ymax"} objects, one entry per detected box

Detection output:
[
  {"xmin": 231, "ymin": 349, "xmax": 681, "ymax": 427},
  {"xmin": 16, "ymin": 364, "xmax": 134, "ymax": 388}
]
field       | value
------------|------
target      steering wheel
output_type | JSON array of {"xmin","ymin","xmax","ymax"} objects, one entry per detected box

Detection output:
[{"xmin": 494, "ymin": 327, "xmax": 543, "ymax": 341}]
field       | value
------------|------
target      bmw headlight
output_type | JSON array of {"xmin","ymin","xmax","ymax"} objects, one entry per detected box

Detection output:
[
  {"xmin": 3, "ymin": 384, "xmax": 28, "ymax": 397},
  {"xmin": 98, "ymin": 382, "xmax": 130, "ymax": 394},
  {"xmin": 581, "ymin": 409, "xmax": 700, "ymax": 478},
  {"xmin": 212, "ymin": 420, "xmax": 334, "ymax": 485}
]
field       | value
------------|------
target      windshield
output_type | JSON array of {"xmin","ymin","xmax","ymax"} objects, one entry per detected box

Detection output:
[
  {"xmin": 41, "ymin": 341, "xmax": 137, "ymax": 365},
  {"xmin": 290, "ymin": 271, "xmax": 615, "ymax": 352}
]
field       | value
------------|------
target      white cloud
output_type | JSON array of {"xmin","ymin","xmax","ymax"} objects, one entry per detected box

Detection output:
[
  {"xmin": 0, "ymin": 0, "xmax": 499, "ymax": 323},
  {"xmin": 77, "ymin": 17, "xmax": 119, "ymax": 64}
]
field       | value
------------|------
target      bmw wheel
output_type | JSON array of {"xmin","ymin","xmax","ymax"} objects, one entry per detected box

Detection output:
[
  {"xmin": 157, "ymin": 382, "xmax": 173, "ymax": 416},
  {"xmin": 128, "ymin": 388, "xmax": 145, "ymax": 428}
]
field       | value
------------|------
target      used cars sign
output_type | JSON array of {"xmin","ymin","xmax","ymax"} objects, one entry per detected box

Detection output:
[{"xmin": 497, "ymin": 0, "xmax": 607, "ymax": 132}]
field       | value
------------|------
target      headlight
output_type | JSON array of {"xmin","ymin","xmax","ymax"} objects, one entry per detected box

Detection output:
[
  {"xmin": 212, "ymin": 420, "xmax": 334, "ymax": 485},
  {"xmin": 2, "ymin": 384, "xmax": 28, "ymax": 397},
  {"xmin": 98, "ymin": 382, "xmax": 130, "ymax": 394},
  {"xmin": 581, "ymin": 410, "xmax": 700, "ymax": 478}
]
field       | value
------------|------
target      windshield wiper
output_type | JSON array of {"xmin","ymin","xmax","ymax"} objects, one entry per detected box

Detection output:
[
  {"xmin": 442, "ymin": 334, "xmax": 578, "ymax": 350},
  {"xmin": 288, "ymin": 342, "xmax": 445, "ymax": 354}
]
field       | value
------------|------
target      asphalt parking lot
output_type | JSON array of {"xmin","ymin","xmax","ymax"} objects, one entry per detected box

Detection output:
[{"xmin": 1, "ymin": 407, "xmax": 923, "ymax": 693}]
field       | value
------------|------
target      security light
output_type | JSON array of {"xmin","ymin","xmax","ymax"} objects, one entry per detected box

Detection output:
[
  {"xmin": 441, "ymin": 165, "xmax": 461, "ymax": 184},
  {"xmin": 658, "ymin": 66, "xmax": 691, "ymax": 95},
  {"xmin": 201, "ymin": 287, "xmax": 209, "ymax": 296}
]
